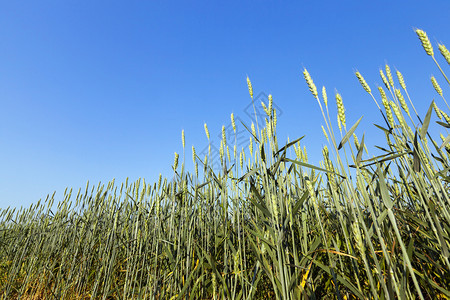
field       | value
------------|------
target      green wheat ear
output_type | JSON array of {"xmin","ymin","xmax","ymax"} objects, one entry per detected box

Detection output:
[
  {"xmin": 181, "ymin": 129, "xmax": 185, "ymax": 149},
  {"xmin": 380, "ymin": 87, "xmax": 394, "ymax": 128},
  {"xmin": 441, "ymin": 110, "xmax": 450, "ymax": 124},
  {"xmin": 231, "ymin": 113, "xmax": 236, "ymax": 133},
  {"xmin": 439, "ymin": 44, "xmax": 450, "ymax": 65},
  {"xmin": 395, "ymin": 88, "xmax": 409, "ymax": 114},
  {"xmin": 415, "ymin": 28, "xmax": 434, "ymax": 56},
  {"xmin": 268, "ymin": 94, "xmax": 273, "ymax": 115},
  {"xmin": 204, "ymin": 123, "xmax": 210, "ymax": 140},
  {"xmin": 431, "ymin": 76, "xmax": 443, "ymax": 97},
  {"xmin": 261, "ymin": 101, "xmax": 269, "ymax": 116},
  {"xmin": 251, "ymin": 122, "xmax": 256, "ymax": 138},
  {"xmin": 355, "ymin": 71, "xmax": 371, "ymax": 94},
  {"xmin": 335, "ymin": 92, "xmax": 346, "ymax": 128},
  {"xmin": 246, "ymin": 76, "xmax": 253, "ymax": 99},
  {"xmin": 322, "ymin": 86, "xmax": 328, "ymax": 107},
  {"xmin": 303, "ymin": 68, "xmax": 318, "ymax": 99},
  {"xmin": 390, "ymin": 100, "xmax": 406, "ymax": 128},
  {"xmin": 321, "ymin": 125, "xmax": 329, "ymax": 141},
  {"xmin": 379, "ymin": 69, "xmax": 390, "ymax": 90},
  {"xmin": 173, "ymin": 152, "xmax": 179, "ymax": 171},
  {"xmin": 433, "ymin": 102, "xmax": 443, "ymax": 120},
  {"xmin": 385, "ymin": 65, "xmax": 394, "ymax": 88},
  {"xmin": 396, "ymin": 70, "xmax": 406, "ymax": 90}
]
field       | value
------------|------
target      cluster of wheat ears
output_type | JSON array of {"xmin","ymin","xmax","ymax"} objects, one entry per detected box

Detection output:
[{"xmin": 1, "ymin": 28, "xmax": 449, "ymax": 299}]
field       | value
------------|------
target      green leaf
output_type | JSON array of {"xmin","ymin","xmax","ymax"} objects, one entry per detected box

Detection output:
[
  {"xmin": 282, "ymin": 158, "xmax": 346, "ymax": 179},
  {"xmin": 269, "ymin": 150, "xmax": 287, "ymax": 175},
  {"xmin": 356, "ymin": 133, "xmax": 365, "ymax": 167},
  {"xmin": 239, "ymin": 119, "xmax": 260, "ymax": 142},
  {"xmin": 338, "ymin": 116, "xmax": 363, "ymax": 150},
  {"xmin": 274, "ymin": 136, "xmax": 305, "ymax": 156},
  {"xmin": 420, "ymin": 100, "xmax": 434, "ymax": 140},
  {"xmin": 195, "ymin": 180, "xmax": 211, "ymax": 189},
  {"xmin": 439, "ymin": 134, "xmax": 450, "ymax": 150},
  {"xmin": 238, "ymin": 167, "xmax": 262, "ymax": 182},
  {"xmin": 311, "ymin": 259, "xmax": 365, "ymax": 299},
  {"xmin": 413, "ymin": 131, "xmax": 421, "ymax": 173},
  {"xmin": 373, "ymin": 123, "xmax": 392, "ymax": 134},
  {"xmin": 437, "ymin": 120, "xmax": 450, "ymax": 128},
  {"xmin": 284, "ymin": 190, "xmax": 309, "ymax": 228},
  {"xmin": 377, "ymin": 165, "xmax": 393, "ymax": 210},
  {"xmin": 429, "ymin": 199, "xmax": 449, "ymax": 258},
  {"xmin": 349, "ymin": 151, "xmax": 409, "ymax": 168}
]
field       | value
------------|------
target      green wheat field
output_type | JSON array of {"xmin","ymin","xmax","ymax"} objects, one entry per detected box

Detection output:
[{"xmin": 1, "ymin": 28, "xmax": 449, "ymax": 299}]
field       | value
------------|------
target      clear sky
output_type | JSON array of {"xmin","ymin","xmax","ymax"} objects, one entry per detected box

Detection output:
[{"xmin": 1, "ymin": 1, "xmax": 449, "ymax": 209}]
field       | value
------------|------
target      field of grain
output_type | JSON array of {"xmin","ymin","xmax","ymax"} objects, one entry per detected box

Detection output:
[{"xmin": 1, "ymin": 28, "xmax": 449, "ymax": 299}]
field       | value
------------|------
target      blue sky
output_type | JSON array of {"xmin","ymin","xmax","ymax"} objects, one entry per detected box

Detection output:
[{"xmin": 1, "ymin": 1, "xmax": 449, "ymax": 209}]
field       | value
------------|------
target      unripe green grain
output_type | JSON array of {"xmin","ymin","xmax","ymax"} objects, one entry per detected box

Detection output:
[
  {"xmin": 336, "ymin": 92, "xmax": 346, "ymax": 128},
  {"xmin": 352, "ymin": 222, "xmax": 365, "ymax": 255},
  {"xmin": 233, "ymin": 250, "xmax": 240, "ymax": 275},
  {"xmin": 378, "ymin": 86, "xmax": 387, "ymax": 102},
  {"xmin": 322, "ymin": 125, "xmax": 328, "ymax": 141},
  {"xmin": 353, "ymin": 133, "xmax": 360, "ymax": 149},
  {"xmin": 415, "ymin": 28, "xmax": 434, "ymax": 56},
  {"xmin": 247, "ymin": 76, "xmax": 253, "ymax": 99},
  {"xmin": 382, "ymin": 98, "xmax": 394, "ymax": 128},
  {"xmin": 396, "ymin": 70, "xmax": 406, "ymax": 90},
  {"xmin": 441, "ymin": 110, "xmax": 450, "ymax": 124},
  {"xmin": 431, "ymin": 76, "xmax": 443, "ymax": 97},
  {"xmin": 390, "ymin": 101, "xmax": 406, "ymax": 128},
  {"xmin": 182, "ymin": 129, "xmax": 185, "ymax": 148},
  {"xmin": 306, "ymin": 179, "xmax": 315, "ymax": 199},
  {"xmin": 303, "ymin": 68, "xmax": 318, "ymax": 99},
  {"xmin": 433, "ymin": 102, "xmax": 443, "ymax": 120},
  {"xmin": 355, "ymin": 71, "xmax": 371, "ymax": 93},
  {"xmin": 222, "ymin": 125, "xmax": 227, "ymax": 147},
  {"xmin": 323, "ymin": 145, "xmax": 329, "ymax": 159},
  {"xmin": 211, "ymin": 272, "xmax": 217, "ymax": 297},
  {"xmin": 265, "ymin": 118, "xmax": 271, "ymax": 136},
  {"xmin": 219, "ymin": 140, "xmax": 225, "ymax": 162},
  {"xmin": 268, "ymin": 94, "xmax": 273, "ymax": 115},
  {"xmin": 192, "ymin": 146, "xmax": 196, "ymax": 164},
  {"xmin": 337, "ymin": 114, "xmax": 342, "ymax": 132},
  {"xmin": 239, "ymin": 150, "xmax": 243, "ymax": 169},
  {"xmin": 303, "ymin": 146, "xmax": 308, "ymax": 162},
  {"xmin": 261, "ymin": 101, "xmax": 269, "ymax": 116},
  {"xmin": 261, "ymin": 231, "xmax": 268, "ymax": 255},
  {"xmin": 231, "ymin": 113, "xmax": 236, "ymax": 133},
  {"xmin": 322, "ymin": 86, "xmax": 328, "ymax": 107},
  {"xmin": 385, "ymin": 65, "xmax": 394, "ymax": 88},
  {"xmin": 204, "ymin": 123, "xmax": 210, "ymax": 140},
  {"xmin": 362, "ymin": 169, "xmax": 370, "ymax": 185},
  {"xmin": 295, "ymin": 143, "xmax": 302, "ymax": 160},
  {"xmin": 441, "ymin": 134, "xmax": 450, "ymax": 151},
  {"xmin": 271, "ymin": 194, "xmax": 279, "ymax": 223},
  {"xmin": 157, "ymin": 173, "xmax": 162, "ymax": 190},
  {"xmin": 439, "ymin": 44, "xmax": 450, "ymax": 65},
  {"xmin": 395, "ymin": 88, "xmax": 409, "ymax": 114},
  {"xmin": 174, "ymin": 152, "xmax": 179, "ymax": 170},
  {"xmin": 273, "ymin": 110, "xmax": 277, "ymax": 128},
  {"xmin": 380, "ymin": 69, "xmax": 390, "ymax": 90}
]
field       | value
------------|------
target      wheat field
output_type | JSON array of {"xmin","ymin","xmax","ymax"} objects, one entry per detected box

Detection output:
[{"xmin": 1, "ymin": 28, "xmax": 449, "ymax": 299}]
